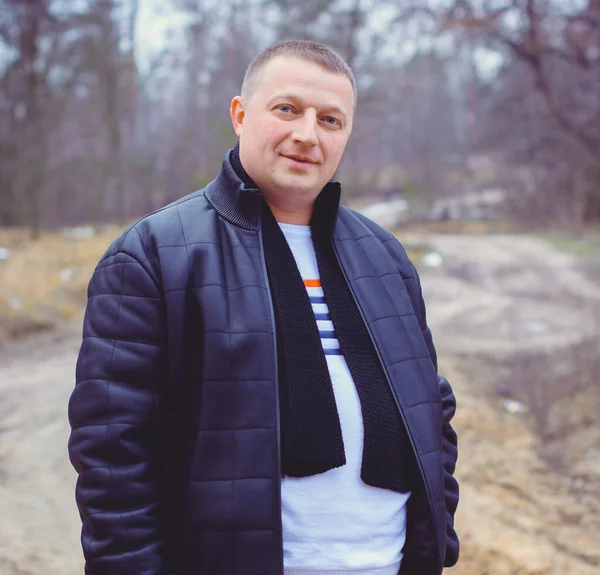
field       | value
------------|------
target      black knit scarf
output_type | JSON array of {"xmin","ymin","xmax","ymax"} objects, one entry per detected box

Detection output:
[{"xmin": 231, "ymin": 145, "xmax": 414, "ymax": 493}]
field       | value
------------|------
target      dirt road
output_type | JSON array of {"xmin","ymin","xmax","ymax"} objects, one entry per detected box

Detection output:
[
  {"xmin": 413, "ymin": 233, "xmax": 600, "ymax": 355},
  {"xmin": 0, "ymin": 327, "xmax": 84, "ymax": 575},
  {"xmin": 409, "ymin": 233, "xmax": 600, "ymax": 575},
  {"xmin": 0, "ymin": 232, "xmax": 598, "ymax": 574}
]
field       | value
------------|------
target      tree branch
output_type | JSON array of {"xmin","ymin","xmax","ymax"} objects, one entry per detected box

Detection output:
[{"xmin": 443, "ymin": 0, "xmax": 600, "ymax": 156}]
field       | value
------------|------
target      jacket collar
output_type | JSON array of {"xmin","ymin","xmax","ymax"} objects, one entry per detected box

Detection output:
[{"xmin": 205, "ymin": 146, "xmax": 342, "ymax": 232}]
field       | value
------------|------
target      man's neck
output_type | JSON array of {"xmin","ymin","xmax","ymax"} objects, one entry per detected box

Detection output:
[{"xmin": 266, "ymin": 199, "xmax": 312, "ymax": 225}]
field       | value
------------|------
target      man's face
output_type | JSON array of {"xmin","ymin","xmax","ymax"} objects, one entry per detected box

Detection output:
[{"xmin": 231, "ymin": 56, "xmax": 354, "ymax": 212}]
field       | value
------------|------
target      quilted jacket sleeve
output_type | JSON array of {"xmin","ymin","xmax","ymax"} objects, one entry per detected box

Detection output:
[
  {"xmin": 68, "ymin": 228, "xmax": 171, "ymax": 575},
  {"xmin": 408, "ymin": 265, "xmax": 460, "ymax": 568}
]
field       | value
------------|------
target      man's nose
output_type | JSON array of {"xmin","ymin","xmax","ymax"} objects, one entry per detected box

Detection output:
[{"xmin": 292, "ymin": 112, "xmax": 318, "ymax": 146}]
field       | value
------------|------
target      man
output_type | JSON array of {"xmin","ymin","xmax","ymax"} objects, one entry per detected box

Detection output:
[{"xmin": 68, "ymin": 40, "xmax": 459, "ymax": 575}]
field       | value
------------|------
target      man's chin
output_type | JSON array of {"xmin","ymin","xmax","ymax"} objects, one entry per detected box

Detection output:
[{"xmin": 272, "ymin": 174, "xmax": 320, "ymax": 196}]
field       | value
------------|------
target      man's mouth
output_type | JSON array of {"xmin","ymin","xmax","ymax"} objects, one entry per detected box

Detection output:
[{"xmin": 282, "ymin": 154, "xmax": 317, "ymax": 165}]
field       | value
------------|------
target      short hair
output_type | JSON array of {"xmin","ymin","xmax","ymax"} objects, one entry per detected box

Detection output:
[{"xmin": 241, "ymin": 39, "xmax": 357, "ymax": 106}]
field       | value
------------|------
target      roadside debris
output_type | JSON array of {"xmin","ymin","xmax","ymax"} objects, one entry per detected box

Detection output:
[
  {"xmin": 61, "ymin": 226, "xmax": 95, "ymax": 241},
  {"xmin": 7, "ymin": 297, "xmax": 23, "ymax": 310},
  {"xmin": 495, "ymin": 383, "xmax": 513, "ymax": 398},
  {"xmin": 524, "ymin": 320, "xmax": 550, "ymax": 333},
  {"xmin": 502, "ymin": 399, "xmax": 528, "ymax": 415},
  {"xmin": 422, "ymin": 251, "xmax": 443, "ymax": 268},
  {"xmin": 59, "ymin": 268, "xmax": 76, "ymax": 282},
  {"xmin": 360, "ymin": 199, "xmax": 410, "ymax": 228}
]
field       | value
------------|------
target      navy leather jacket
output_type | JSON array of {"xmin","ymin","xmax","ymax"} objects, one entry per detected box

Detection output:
[{"xmin": 68, "ymin": 149, "xmax": 459, "ymax": 575}]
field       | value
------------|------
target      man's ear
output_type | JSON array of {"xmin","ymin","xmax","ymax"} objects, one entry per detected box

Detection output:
[{"xmin": 230, "ymin": 96, "xmax": 245, "ymax": 137}]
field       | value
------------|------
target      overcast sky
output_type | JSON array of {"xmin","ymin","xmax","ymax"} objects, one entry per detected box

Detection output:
[
  {"xmin": 136, "ymin": 0, "xmax": 186, "ymax": 71},
  {"xmin": 133, "ymin": 0, "xmax": 503, "ymax": 79}
]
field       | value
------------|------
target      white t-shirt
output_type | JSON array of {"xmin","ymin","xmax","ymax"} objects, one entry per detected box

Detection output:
[{"xmin": 278, "ymin": 223, "xmax": 410, "ymax": 575}]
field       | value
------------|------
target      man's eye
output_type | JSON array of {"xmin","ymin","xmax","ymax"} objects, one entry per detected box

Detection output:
[
  {"xmin": 277, "ymin": 105, "xmax": 292, "ymax": 113},
  {"xmin": 323, "ymin": 116, "xmax": 341, "ymax": 127}
]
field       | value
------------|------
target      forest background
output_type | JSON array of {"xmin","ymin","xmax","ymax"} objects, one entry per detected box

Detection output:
[{"xmin": 3, "ymin": 0, "xmax": 600, "ymax": 233}]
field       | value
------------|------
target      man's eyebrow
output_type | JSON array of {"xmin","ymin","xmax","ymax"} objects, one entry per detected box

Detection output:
[{"xmin": 267, "ymin": 93, "xmax": 347, "ymax": 118}]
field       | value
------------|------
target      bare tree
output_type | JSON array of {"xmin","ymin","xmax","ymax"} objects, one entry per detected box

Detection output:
[
  {"xmin": 439, "ymin": 0, "xmax": 600, "ymax": 226},
  {"xmin": 0, "ymin": 0, "xmax": 52, "ymax": 236}
]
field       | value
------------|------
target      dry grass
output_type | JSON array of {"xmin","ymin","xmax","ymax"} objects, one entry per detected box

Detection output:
[
  {"xmin": 396, "ymin": 218, "xmax": 600, "ymax": 239},
  {"xmin": 543, "ymin": 233, "xmax": 600, "ymax": 257},
  {"xmin": 0, "ymin": 225, "xmax": 125, "ymax": 342},
  {"xmin": 0, "ymin": 221, "xmax": 426, "ymax": 341},
  {"xmin": 396, "ymin": 219, "xmax": 535, "ymax": 235}
]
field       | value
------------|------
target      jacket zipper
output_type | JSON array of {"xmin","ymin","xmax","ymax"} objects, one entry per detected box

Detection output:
[
  {"xmin": 331, "ymin": 237, "xmax": 441, "ymax": 572},
  {"xmin": 258, "ymin": 222, "xmax": 285, "ymax": 575}
]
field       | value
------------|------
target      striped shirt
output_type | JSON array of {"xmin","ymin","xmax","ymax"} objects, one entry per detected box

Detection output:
[
  {"xmin": 303, "ymin": 278, "xmax": 341, "ymax": 356},
  {"xmin": 278, "ymin": 221, "xmax": 407, "ymax": 575}
]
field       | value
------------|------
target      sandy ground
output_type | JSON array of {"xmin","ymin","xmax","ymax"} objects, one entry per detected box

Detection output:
[
  {"xmin": 0, "ymin": 232, "xmax": 599, "ymax": 574},
  {"xmin": 0, "ymin": 327, "xmax": 84, "ymax": 574},
  {"xmin": 412, "ymin": 233, "xmax": 600, "ymax": 575}
]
